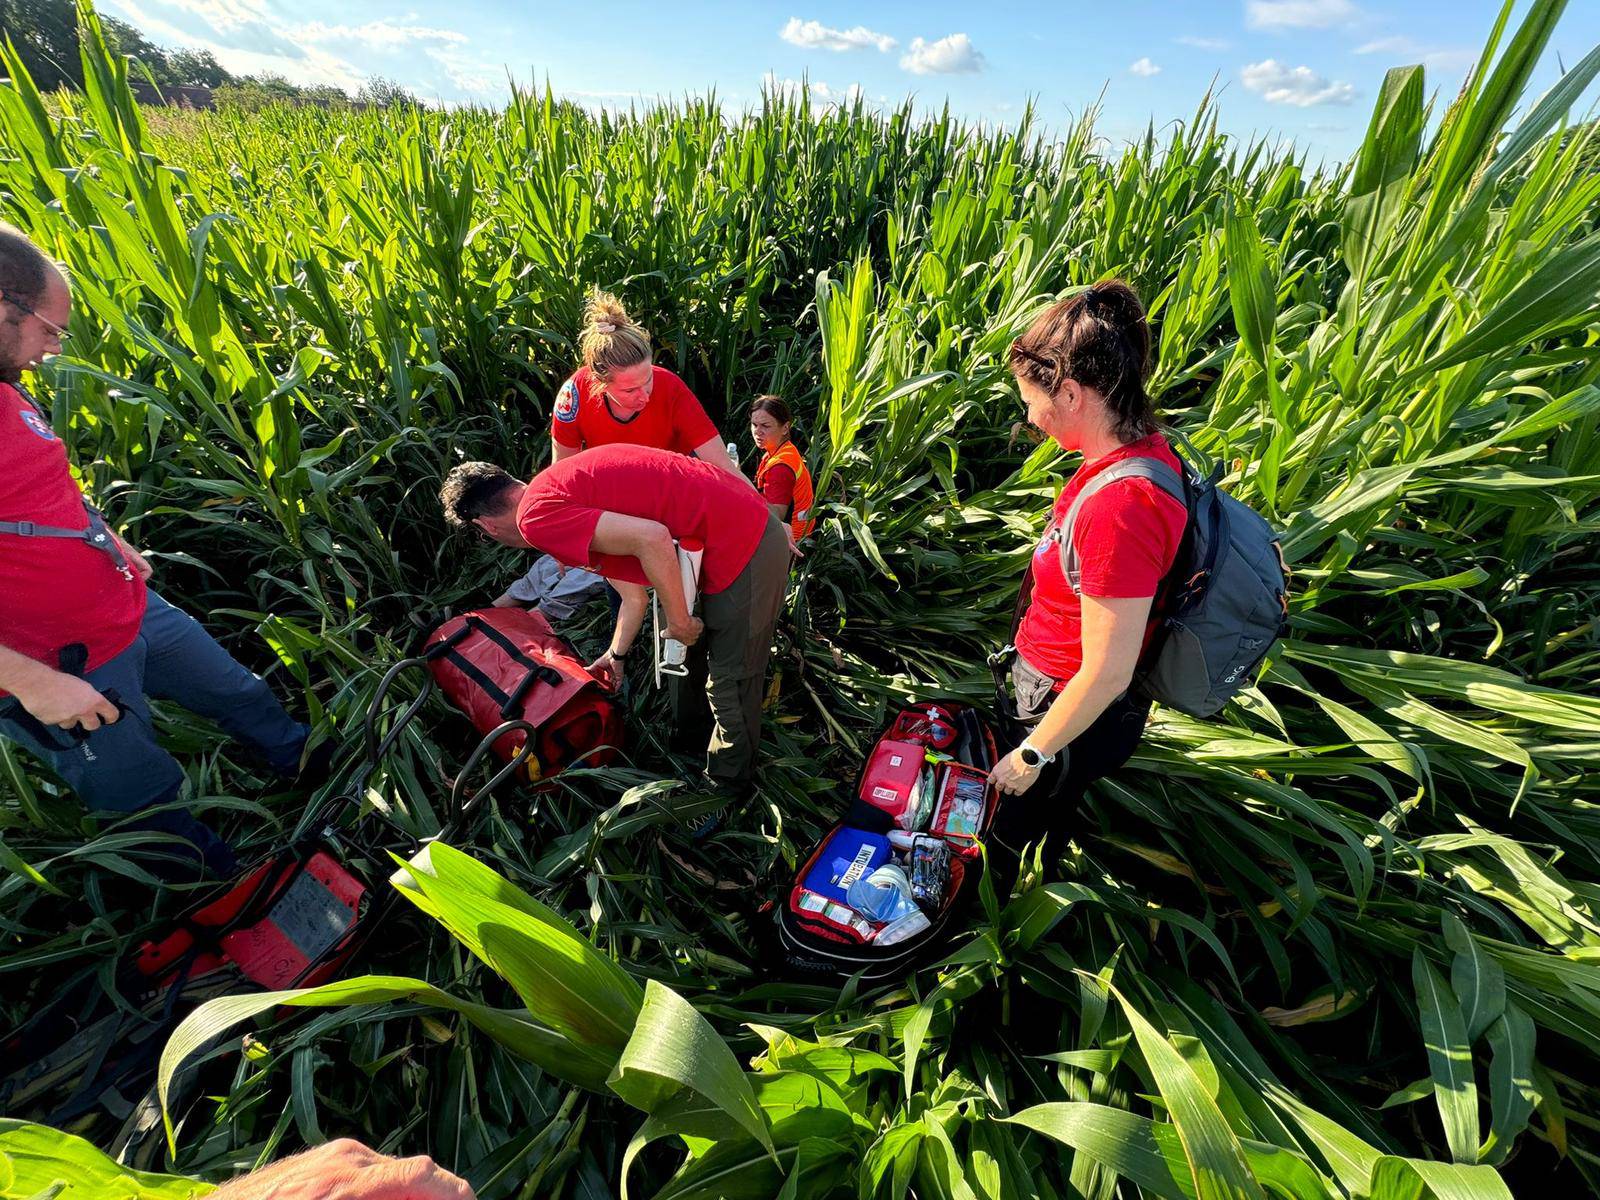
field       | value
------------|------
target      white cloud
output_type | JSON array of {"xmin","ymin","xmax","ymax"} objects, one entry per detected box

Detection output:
[
  {"xmin": 1353, "ymin": 35, "xmax": 1412, "ymax": 55},
  {"xmin": 424, "ymin": 44, "xmax": 500, "ymax": 96},
  {"xmin": 100, "ymin": 0, "xmax": 487, "ymax": 98},
  {"xmin": 762, "ymin": 72, "xmax": 865, "ymax": 110},
  {"xmin": 164, "ymin": 0, "xmax": 274, "ymax": 35},
  {"xmin": 297, "ymin": 20, "xmax": 468, "ymax": 52},
  {"xmin": 900, "ymin": 33, "xmax": 985, "ymax": 75},
  {"xmin": 1129, "ymin": 57, "xmax": 1162, "ymax": 77},
  {"xmin": 1354, "ymin": 36, "xmax": 1477, "ymax": 71},
  {"xmin": 779, "ymin": 18, "xmax": 895, "ymax": 53},
  {"xmin": 1176, "ymin": 35, "xmax": 1231, "ymax": 51},
  {"xmin": 103, "ymin": 0, "xmax": 370, "ymax": 90},
  {"xmin": 1241, "ymin": 59, "xmax": 1356, "ymax": 106},
  {"xmin": 1246, "ymin": 0, "xmax": 1360, "ymax": 31},
  {"xmin": 112, "ymin": 0, "xmax": 309, "ymax": 59}
]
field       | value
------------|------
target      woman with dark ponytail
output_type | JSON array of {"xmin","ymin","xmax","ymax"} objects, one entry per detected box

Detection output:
[{"xmin": 988, "ymin": 280, "xmax": 1188, "ymax": 887}]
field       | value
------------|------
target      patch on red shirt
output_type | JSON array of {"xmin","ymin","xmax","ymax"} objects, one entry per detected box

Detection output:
[
  {"xmin": 19, "ymin": 407, "xmax": 56, "ymax": 441},
  {"xmin": 1015, "ymin": 433, "xmax": 1187, "ymax": 686},
  {"xmin": 554, "ymin": 377, "xmax": 580, "ymax": 423}
]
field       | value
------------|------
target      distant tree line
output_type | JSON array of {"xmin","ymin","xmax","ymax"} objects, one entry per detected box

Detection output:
[{"xmin": 5, "ymin": 0, "xmax": 418, "ymax": 109}]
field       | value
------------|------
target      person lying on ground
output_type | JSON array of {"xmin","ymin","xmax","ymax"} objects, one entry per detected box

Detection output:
[
  {"xmin": 0, "ymin": 222, "xmax": 330, "ymax": 879},
  {"xmin": 440, "ymin": 447, "xmax": 788, "ymax": 829},
  {"xmin": 492, "ymin": 552, "xmax": 608, "ymax": 623},
  {"xmin": 987, "ymin": 280, "xmax": 1186, "ymax": 895},
  {"xmin": 210, "ymin": 1137, "xmax": 474, "ymax": 1200}
]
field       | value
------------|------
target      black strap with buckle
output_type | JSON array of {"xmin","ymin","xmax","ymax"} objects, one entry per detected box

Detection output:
[{"xmin": 0, "ymin": 505, "xmax": 135, "ymax": 582}]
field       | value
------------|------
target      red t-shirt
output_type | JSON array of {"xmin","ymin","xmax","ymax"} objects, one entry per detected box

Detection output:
[
  {"xmin": 549, "ymin": 365, "xmax": 718, "ymax": 455},
  {"xmin": 516, "ymin": 444, "xmax": 768, "ymax": 595},
  {"xmin": 758, "ymin": 461, "xmax": 797, "ymax": 507},
  {"xmin": 0, "ymin": 383, "xmax": 146, "ymax": 693},
  {"xmin": 1015, "ymin": 433, "xmax": 1187, "ymax": 686}
]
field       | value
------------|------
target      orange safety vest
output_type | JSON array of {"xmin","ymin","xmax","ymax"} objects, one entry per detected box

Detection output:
[{"xmin": 756, "ymin": 440, "xmax": 816, "ymax": 541}]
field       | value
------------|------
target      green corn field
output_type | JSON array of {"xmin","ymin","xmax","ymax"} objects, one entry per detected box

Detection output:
[{"xmin": 3, "ymin": 0, "xmax": 1600, "ymax": 1196}]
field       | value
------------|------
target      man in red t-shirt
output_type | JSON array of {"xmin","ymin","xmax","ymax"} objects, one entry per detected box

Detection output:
[
  {"xmin": 440, "ymin": 447, "xmax": 789, "ymax": 807},
  {"xmin": 0, "ymin": 225, "xmax": 321, "ymax": 875}
]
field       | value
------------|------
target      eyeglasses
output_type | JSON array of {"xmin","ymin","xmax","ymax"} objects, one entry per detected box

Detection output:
[{"xmin": 0, "ymin": 288, "xmax": 71, "ymax": 341}]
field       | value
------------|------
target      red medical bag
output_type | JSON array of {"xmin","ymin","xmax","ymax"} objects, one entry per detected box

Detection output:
[{"xmin": 424, "ymin": 608, "xmax": 623, "ymax": 781}]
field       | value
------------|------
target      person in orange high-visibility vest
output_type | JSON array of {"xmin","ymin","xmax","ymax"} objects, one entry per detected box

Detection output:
[{"xmin": 749, "ymin": 395, "xmax": 815, "ymax": 542}]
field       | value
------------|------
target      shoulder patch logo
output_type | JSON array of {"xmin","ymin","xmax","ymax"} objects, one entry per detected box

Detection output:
[
  {"xmin": 1033, "ymin": 525, "xmax": 1061, "ymax": 560},
  {"xmin": 19, "ymin": 407, "xmax": 58, "ymax": 442},
  {"xmin": 554, "ymin": 378, "xmax": 580, "ymax": 423}
]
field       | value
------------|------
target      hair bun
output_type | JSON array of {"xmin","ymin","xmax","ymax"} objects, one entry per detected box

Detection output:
[{"xmin": 579, "ymin": 286, "xmax": 652, "ymax": 376}]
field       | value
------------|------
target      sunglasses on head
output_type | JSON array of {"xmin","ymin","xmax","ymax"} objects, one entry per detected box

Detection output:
[
  {"xmin": 1009, "ymin": 339, "xmax": 1055, "ymax": 372},
  {"xmin": 0, "ymin": 288, "xmax": 70, "ymax": 341}
]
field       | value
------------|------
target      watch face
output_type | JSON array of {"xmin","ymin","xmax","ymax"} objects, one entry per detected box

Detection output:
[{"xmin": 1020, "ymin": 747, "xmax": 1041, "ymax": 767}]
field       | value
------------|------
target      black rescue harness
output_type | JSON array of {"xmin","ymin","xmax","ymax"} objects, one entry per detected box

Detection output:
[
  {"xmin": 0, "ymin": 389, "xmax": 136, "ymax": 582},
  {"xmin": 0, "ymin": 504, "xmax": 135, "ymax": 581}
]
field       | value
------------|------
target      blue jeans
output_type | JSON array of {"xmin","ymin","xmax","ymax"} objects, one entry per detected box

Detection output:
[{"xmin": 0, "ymin": 590, "xmax": 308, "ymax": 876}]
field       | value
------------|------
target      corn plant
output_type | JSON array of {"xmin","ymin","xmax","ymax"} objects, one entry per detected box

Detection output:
[{"xmin": 2, "ymin": 0, "xmax": 1600, "ymax": 1196}]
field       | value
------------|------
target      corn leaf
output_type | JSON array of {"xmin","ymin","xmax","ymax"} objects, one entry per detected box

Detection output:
[
  {"xmin": 1108, "ymin": 984, "xmax": 1267, "ymax": 1200},
  {"xmin": 608, "ymin": 979, "xmax": 773, "ymax": 1155},
  {"xmin": 1442, "ymin": 912, "xmax": 1505, "ymax": 1043},
  {"xmin": 1480, "ymin": 1005, "xmax": 1537, "ymax": 1165},
  {"xmin": 1412, "ymin": 949, "xmax": 1480, "ymax": 1164},
  {"xmin": 0, "ymin": 1119, "xmax": 211, "ymax": 1199}
]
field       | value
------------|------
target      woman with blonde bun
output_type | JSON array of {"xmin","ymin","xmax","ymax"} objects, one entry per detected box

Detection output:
[{"xmin": 550, "ymin": 290, "xmax": 740, "ymax": 476}]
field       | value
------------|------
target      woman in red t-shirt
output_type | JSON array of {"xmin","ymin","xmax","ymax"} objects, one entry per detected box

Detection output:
[
  {"xmin": 549, "ymin": 290, "xmax": 740, "ymax": 476},
  {"xmin": 988, "ymin": 280, "xmax": 1188, "ymax": 884}
]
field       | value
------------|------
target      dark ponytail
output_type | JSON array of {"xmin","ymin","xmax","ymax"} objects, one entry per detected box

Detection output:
[{"xmin": 1008, "ymin": 279, "xmax": 1156, "ymax": 443}]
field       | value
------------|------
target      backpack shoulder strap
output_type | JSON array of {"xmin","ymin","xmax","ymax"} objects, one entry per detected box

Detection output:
[{"xmin": 1059, "ymin": 458, "xmax": 1186, "ymax": 594}]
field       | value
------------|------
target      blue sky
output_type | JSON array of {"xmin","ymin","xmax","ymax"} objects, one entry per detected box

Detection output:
[{"xmin": 97, "ymin": 0, "xmax": 1600, "ymax": 163}]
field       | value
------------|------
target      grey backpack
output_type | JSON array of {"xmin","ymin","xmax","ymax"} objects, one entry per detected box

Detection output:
[{"xmin": 1005, "ymin": 454, "xmax": 1290, "ymax": 719}]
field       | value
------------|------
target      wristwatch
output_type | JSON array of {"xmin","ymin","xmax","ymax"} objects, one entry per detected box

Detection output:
[
  {"xmin": 1017, "ymin": 739, "xmax": 1056, "ymax": 769},
  {"xmin": 608, "ymin": 645, "xmax": 630, "ymax": 659}
]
